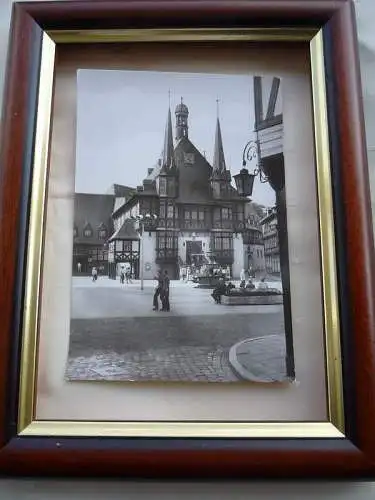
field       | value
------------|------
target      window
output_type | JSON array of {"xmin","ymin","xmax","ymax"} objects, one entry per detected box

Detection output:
[
  {"xmin": 73, "ymin": 226, "xmax": 78, "ymax": 238},
  {"xmin": 160, "ymin": 201, "xmax": 166, "ymax": 218},
  {"xmin": 184, "ymin": 207, "xmax": 205, "ymax": 222},
  {"xmin": 213, "ymin": 232, "xmax": 233, "ymax": 251},
  {"xmin": 167, "ymin": 204, "xmax": 174, "ymax": 218},
  {"xmin": 83, "ymin": 224, "xmax": 92, "ymax": 238},
  {"xmin": 98, "ymin": 224, "xmax": 107, "ymax": 239},
  {"xmin": 159, "ymin": 177, "xmax": 167, "ymax": 195},
  {"xmin": 157, "ymin": 231, "xmax": 178, "ymax": 250},
  {"xmin": 222, "ymin": 208, "xmax": 230, "ymax": 219},
  {"xmin": 184, "ymin": 152, "xmax": 195, "ymax": 165}
]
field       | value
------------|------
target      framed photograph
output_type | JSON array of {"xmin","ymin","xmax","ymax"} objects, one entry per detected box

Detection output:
[{"xmin": 0, "ymin": 0, "xmax": 375, "ymax": 478}]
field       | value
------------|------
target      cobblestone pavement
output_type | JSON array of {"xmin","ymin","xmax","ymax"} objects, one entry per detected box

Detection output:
[
  {"xmin": 66, "ymin": 278, "xmax": 285, "ymax": 383},
  {"xmin": 66, "ymin": 347, "xmax": 238, "ymax": 382}
]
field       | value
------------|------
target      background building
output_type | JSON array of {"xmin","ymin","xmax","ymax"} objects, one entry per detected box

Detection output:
[
  {"xmin": 72, "ymin": 193, "xmax": 114, "ymax": 275},
  {"xmin": 242, "ymin": 202, "xmax": 266, "ymax": 276},
  {"xmin": 260, "ymin": 208, "xmax": 280, "ymax": 275},
  {"xmin": 73, "ymin": 185, "xmax": 135, "ymax": 275}
]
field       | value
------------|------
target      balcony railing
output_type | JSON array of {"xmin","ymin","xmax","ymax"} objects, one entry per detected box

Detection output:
[
  {"xmin": 212, "ymin": 220, "xmax": 246, "ymax": 231},
  {"xmin": 180, "ymin": 219, "xmax": 208, "ymax": 230}
]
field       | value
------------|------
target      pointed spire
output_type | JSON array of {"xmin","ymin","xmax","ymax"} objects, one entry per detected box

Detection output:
[
  {"xmin": 161, "ymin": 106, "xmax": 175, "ymax": 169},
  {"xmin": 213, "ymin": 100, "xmax": 226, "ymax": 172}
]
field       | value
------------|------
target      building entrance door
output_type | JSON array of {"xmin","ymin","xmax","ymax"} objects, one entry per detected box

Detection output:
[{"xmin": 186, "ymin": 240, "xmax": 203, "ymax": 265}]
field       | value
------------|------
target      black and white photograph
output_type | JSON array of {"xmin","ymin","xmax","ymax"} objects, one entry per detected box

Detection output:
[{"xmin": 65, "ymin": 69, "xmax": 293, "ymax": 383}]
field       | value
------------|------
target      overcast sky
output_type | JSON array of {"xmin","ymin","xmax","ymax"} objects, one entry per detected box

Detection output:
[{"xmin": 76, "ymin": 69, "xmax": 275, "ymax": 206}]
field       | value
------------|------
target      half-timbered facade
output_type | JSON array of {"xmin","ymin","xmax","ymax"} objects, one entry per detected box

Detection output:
[
  {"xmin": 243, "ymin": 202, "xmax": 266, "ymax": 275},
  {"xmin": 110, "ymin": 100, "xmax": 247, "ymax": 280},
  {"xmin": 260, "ymin": 208, "xmax": 280, "ymax": 275}
]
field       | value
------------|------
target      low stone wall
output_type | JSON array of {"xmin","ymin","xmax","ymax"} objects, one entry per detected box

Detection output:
[{"xmin": 221, "ymin": 294, "xmax": 283, "ymax": 306}]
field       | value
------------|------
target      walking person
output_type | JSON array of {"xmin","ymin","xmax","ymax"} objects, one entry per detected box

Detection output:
[
  {"xmin": 125, "ymin": 268, "xmax": 132, "ymax": 284},
  {"xmin": 153, "ymin": 269, "xmax": 163, "ymax": 311},
  {"xmin": 161, "ymin": 270, "xmax": 170, "ymax": 312},
  {"xmin": 240, "ymin": 268, "xmax": 246, "ymax": 288},
  {"xmin": 91, "ymin": 267, "xmax": 98, "ymax": 282},
  {"xmin": 120, "ymin": 266, "xmax": 125, "ymax": 284}
]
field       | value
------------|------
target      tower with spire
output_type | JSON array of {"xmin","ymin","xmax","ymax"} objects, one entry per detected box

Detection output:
[
  {"xmin": 211, "ymin": 99, "xmax": 232, "ymax": 199},
  {"xmin": 175, "ymin": 97, "xmax": 189, "ymax": 140},
  {"xmin": 158, "ymin": 104, "xmax": 178, "ymax": 198}
]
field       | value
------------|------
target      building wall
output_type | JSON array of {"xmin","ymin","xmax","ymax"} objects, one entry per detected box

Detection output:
[
  {"xmin": 141, "ymin": 231, "xmax": 157, "ymax": 280},
  {"xmin": 232, "ymin": 234, "xmax": 244, "ymax": 278}
]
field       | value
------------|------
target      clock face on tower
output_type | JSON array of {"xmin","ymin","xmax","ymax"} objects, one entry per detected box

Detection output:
[{"xmin": 184, "ymin": 152, "xmax": 195, "ymax": 165}]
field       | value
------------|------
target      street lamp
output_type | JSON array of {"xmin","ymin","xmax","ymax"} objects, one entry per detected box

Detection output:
[
  {"xmin": 234, "ymin": 140, "xmax": 269, "ymax": 197},
  {"xmin": 134, "ymin": 213, "xmax": 158, "ymax": 291}
]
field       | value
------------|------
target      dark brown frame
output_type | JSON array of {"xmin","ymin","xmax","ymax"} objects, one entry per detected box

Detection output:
[{"xmin": 0, "ymin": 0, "xmax": 375, "ymax": 478}]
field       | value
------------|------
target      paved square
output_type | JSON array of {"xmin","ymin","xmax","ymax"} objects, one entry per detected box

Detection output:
[{"xmin": 66, "ymin": 277, "xmax": 285, "ymax": 382}]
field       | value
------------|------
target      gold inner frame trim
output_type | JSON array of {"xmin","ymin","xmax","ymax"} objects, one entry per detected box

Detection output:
[
  {"xmin": 20, "ymin": 421, "xmax": 344, "ymax": 438},
  {"xmin": 17, "ymin": 32, "xmax": 56, "ymax": 433},
  {"xmin": 310, "ymin": 32, "xmax": 345, "ymax": 433},
  {"xmin": 47, "ymin": 27, "xmax": 318, "ymax": 44},
  {"xmin": 18, "ymin": 27, "xmax": 344, "ymax": 439}
]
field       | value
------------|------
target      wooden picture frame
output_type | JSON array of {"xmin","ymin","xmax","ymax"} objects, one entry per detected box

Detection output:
[{"xmin": 0, "ymin": 0, "xmax": 375, "ymax": 478}]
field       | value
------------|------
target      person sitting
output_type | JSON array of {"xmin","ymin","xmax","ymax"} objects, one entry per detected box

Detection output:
[
  {"xmin": 257, "ymin": 277, "xmax": 268, "ymax": 290},
  {"xmin": 239, "ymin": 280, "xmax": 246, "ymax": 289},
  {"xmin": 211, "ymin": 279, "xmax": 226, "ymax": 304},
  {"xmin": 245, "ymin": 279, "xmax": 255, "ymax": 290}
]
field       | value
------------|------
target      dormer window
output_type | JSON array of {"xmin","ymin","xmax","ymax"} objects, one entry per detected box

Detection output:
[
  {"xmin": 83, "ymin": 223, "xmax": 92, "ymax": 238},
  {"xmin": 98, "ymin": 223, "xmax": 107, "ymax": 240}
]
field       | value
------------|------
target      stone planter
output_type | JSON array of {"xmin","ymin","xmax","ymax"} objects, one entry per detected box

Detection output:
[{"xmin": 221, "ymin": 293, "xmax": 283, "ymax": 306}]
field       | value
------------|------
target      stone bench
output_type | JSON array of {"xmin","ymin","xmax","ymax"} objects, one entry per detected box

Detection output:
[{"xmin": 221, "ymin": 294, "xmax": 283, "ymax": 306}]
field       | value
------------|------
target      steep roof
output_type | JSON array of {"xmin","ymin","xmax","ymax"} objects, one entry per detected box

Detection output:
[
  {"xmin": 106, "ymin": 183, "xmax": 136, "ymax": 197},
  {"xmin": 260, "ymin": 208, "xmax": 277, "ymax": 225},
  {"xmin": 212, "ymin": 117, "xmax": 226, "ymax": 172},
  {"xmin": 74, "ymin": 193, "xmax": 114, "ymax": 245},
  {"xmin": 161, "ymin": 107, "xmax": 176, "ymax": 169},
  {"xmin": 108, "ymin": 218, "xmax": 140, "ymax": 241}
]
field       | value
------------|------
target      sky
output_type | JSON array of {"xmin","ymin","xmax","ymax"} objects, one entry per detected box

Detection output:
[{"xmin": 75, "ymin": 69, "xmax": 276, "ymax": 206}]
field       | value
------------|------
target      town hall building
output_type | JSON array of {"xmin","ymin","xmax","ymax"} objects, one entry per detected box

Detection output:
[{"xmin": 106, "ymin": 100, "xmax": 248, "ymax": 280}]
